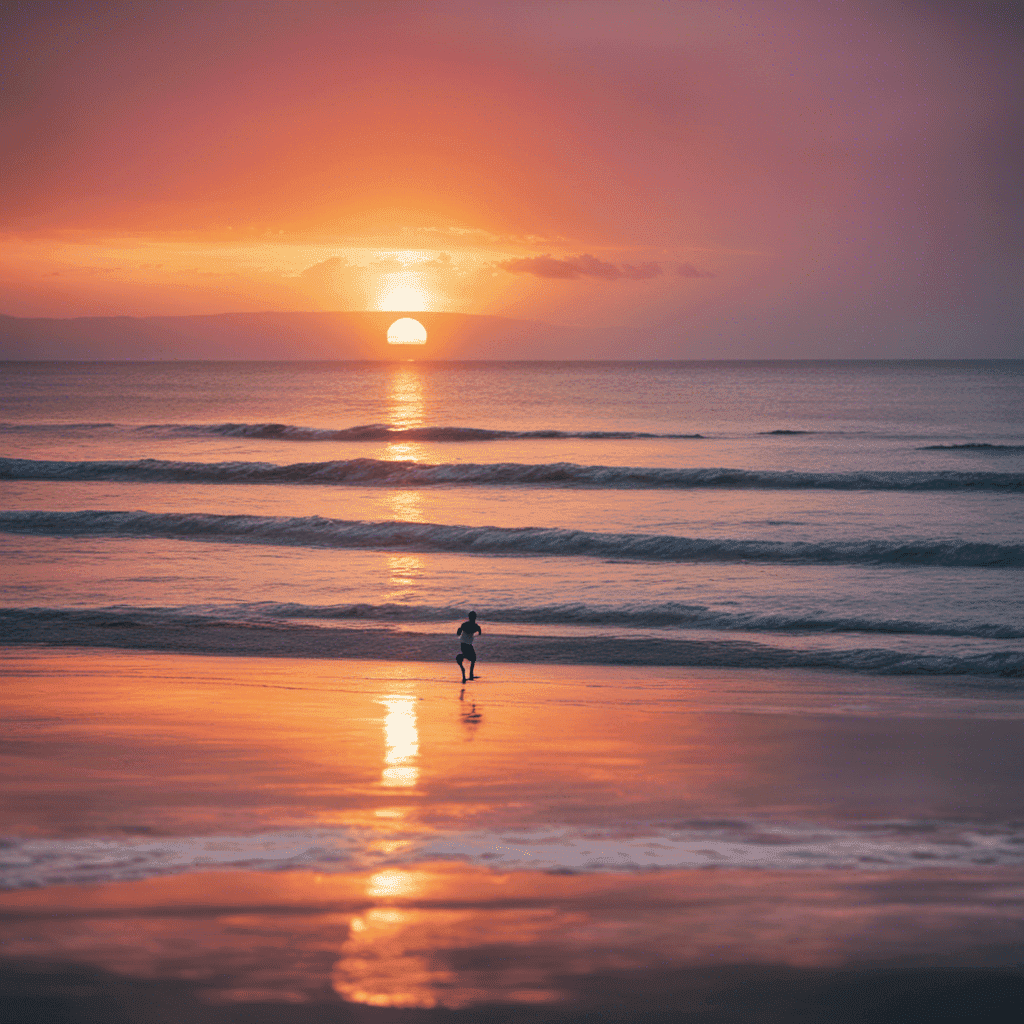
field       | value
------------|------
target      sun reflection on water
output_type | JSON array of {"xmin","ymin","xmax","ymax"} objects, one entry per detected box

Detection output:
[
  {"xmin": 387, "ymin": 366, "xmax": 425, "ymax": 430},
  {"xmin": 380, "ymin": 366, "xmax": 430, "ymax": 463},
  {"xmin": 379, "ymin": 696, "xmax": 419, "ymax": 789},
  {"xmin": 367, "ymin": 869, "xmax": 426, "ymax": 899},
  {"xmin": 384, "ymin": 550, "xmax": 424, "ymax": 603},
  {"xmin": 374, "ymin": 807, "xmax": 407, "ymax": 820},
  {"xmin": 386, "ymin": 491, "xmax": 424, "ymax": 523}
]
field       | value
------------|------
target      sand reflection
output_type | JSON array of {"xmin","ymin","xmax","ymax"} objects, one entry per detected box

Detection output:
[
  {"xmin": 333, "ymin": 882, "xmax": 565, "ymax": 1008},
  {"xmin": 378, "ymin": 695, "xmax": 419, "ymax": 789},
  {"xmin": 3, "ymin": 866, "xmax": 1023, "ymax": 1012},
  {"xmin": 332, "ymin": 865, "xmax": 567, "ymax": 1009}
]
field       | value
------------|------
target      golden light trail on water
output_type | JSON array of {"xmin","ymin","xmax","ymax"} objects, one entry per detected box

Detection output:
[
  {"xmin": 378, "ymin": 696, "xmax": 419, "ymax": 789},
  {"xmin": 386, "ymin": 365, "xmax": 425, "ymax": 425}
]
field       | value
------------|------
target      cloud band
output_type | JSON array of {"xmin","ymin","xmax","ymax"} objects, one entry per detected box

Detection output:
[{"xmin": 499, "ymin": 254, "xmax": 712, "ymax": 281}]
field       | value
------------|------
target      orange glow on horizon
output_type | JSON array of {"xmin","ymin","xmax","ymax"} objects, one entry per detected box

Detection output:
[{"xmin": 2, "ymin": 2, "xmax": 1019, "ymax": 356}]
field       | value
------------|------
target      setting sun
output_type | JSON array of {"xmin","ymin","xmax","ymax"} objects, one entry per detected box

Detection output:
[{"xmin": 386, "ymin": 318, "xmax": 427, "ymax": 345}]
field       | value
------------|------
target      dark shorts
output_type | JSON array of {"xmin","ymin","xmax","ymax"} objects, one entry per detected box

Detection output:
[{"xmin": 459, "ymin": 643, "xmax": 476, "ymax": 659}]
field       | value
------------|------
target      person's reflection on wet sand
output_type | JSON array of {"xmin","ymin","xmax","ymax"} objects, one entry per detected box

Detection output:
[{"xmin": 460, "ymin": 698, "xmax": 483, "ymax": 740}]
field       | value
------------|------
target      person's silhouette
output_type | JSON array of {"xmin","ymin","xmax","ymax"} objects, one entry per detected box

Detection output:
[{"xmin": 456, "ymin": 611, "xmax": 481, "ymax": 682}]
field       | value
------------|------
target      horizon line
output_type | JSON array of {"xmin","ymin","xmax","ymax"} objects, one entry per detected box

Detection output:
[{"xmin": 3, "ymin": 357, "xmax": 1020, "ymax": 365}]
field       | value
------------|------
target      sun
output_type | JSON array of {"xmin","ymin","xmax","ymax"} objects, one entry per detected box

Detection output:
[{"xmin": 387, "ymin": 318, "xmax": 427, "ymax": 345}]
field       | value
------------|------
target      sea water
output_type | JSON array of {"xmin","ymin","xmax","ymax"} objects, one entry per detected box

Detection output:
[{"xmin": 1, "ymin": 359, "xmax": 1023, "ymax": 678}]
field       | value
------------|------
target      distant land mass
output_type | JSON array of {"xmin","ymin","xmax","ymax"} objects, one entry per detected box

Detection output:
[{"xmin": 0, "ymin": 311, "xmax": 613, "ymax": 361}]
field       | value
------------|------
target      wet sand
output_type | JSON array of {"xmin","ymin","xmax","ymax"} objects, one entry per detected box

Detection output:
[
  {"xmin": 3, "ymin": 866, "xmax": 1023, "ymax": 1022},
  {"xmin": 1, "ymin": 647, "xmax": 1022, "ymax": 1020}
]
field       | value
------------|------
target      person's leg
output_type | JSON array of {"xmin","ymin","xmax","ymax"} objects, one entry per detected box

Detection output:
[
  {"xmin": 456, "ymin": 652, "xmax": 466, "ymax": 682},
  {"xmin": 467, "ymin": 650, "xmax": 476, "ymax": 680}
]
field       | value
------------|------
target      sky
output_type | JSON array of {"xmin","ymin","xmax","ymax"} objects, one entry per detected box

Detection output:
[{"xmin": 2, "ymin": 0, "xmax": 1022, "ymax": 358}]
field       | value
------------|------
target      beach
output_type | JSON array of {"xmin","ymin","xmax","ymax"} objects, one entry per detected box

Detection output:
[
  {"xmin": 2, "ymin": 359, "xmax": 1022, "ymax": 1019},
  {"xmin": 2, "ymin": 648, "xmax": 1023, "ymax": 1020}
]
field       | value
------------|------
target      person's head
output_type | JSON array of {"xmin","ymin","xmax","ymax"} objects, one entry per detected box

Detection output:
[{"xmin": 468, "ymin": 611, "xmax": 477, "ymax": 620}]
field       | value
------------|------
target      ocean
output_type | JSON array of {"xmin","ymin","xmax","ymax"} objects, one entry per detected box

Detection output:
[
  {"xmin": 2, "ymin": 359, "xmax": 1023, "ymax": 678},
  {"xmin": 3, "ymin": 359, "xmax": 1024, "ymax": 1017}
]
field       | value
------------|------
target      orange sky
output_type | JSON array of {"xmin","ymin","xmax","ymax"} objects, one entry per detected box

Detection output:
[{"xmin": 2, "ymin": 1, "xmax": 1021, "ymax": 357}]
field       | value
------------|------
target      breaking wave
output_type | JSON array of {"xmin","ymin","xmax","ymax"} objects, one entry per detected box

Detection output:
[
  {"xmin": 2, "ymin": 606, "xmax": 1022, "ymax": 677},
  {"xmin": 918, "ymin": 443, "xmax": 1024, "ymax": 452},
  {"xmin": 189, "ymin": 600, "xmax": 1024, "ymax": 638},
  {"xmin": 6, "ymin": 422, "xmax": 1023, "ymax": 450},
  {"xmin": 155, "ymin": 421, "xmax": 706, "ymax": 441},
  {"xmin": 4, "ymin": 456, "xmax": 1023, "ymax": 492},
  {"xmin": 6, "ymin": 601, "xmax": 1021, "ymax": 639},
  {"xmin": 0, "ymin": 420, "xmax": 705, "ymax": 441},
  {"xmin": 2, "ymin": 509, "xmax": 1023, "ymax": 567}
]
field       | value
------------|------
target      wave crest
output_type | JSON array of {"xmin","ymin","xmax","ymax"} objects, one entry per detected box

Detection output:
[
  {"xmin": 9, "ymin": 600, "xmax": 1021, "ymax": 639},
  {"xmin": 918, "ymin": 443, "xmax": 1024, "ymax": 452},
  {"xmin": 2, "ymin": 606, "xmax": 1022, "ymax": 678},
  {"xmin": 157, "ymin": 422, "xmax": 705, "ymax": 441},
  {"xmin": 3, "ymin": 457, "xmax": 1022, "ymax": 492},
  {"xmin": 2, "ymin": 509, "xmax": 1022, "ymax": 567}
]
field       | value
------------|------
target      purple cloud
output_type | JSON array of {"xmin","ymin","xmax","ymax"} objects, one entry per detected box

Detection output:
[
  {"xmin": 499, "ymin": 254, "xmax": 664, "ymax": 281},
  {"xmin": 676, "ymin": 263, "xmax": 715, "ymax": 278},
  {"xmin": 620, "ymin": 262, "xmax": 663, "ymax": 280},
  {"xmin": 499, "ymin": 255, "xmax": 583, "ymax": 279}
]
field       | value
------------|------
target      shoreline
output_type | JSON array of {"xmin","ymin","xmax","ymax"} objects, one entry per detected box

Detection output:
[{"xmin": 3, "ymin": 616, "xmax": 1021, "ymax": 678}]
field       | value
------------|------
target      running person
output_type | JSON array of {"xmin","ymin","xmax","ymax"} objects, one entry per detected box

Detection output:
[{"xmin": 456, "ymin": 611, "xmax": 481, "ymax": 682}]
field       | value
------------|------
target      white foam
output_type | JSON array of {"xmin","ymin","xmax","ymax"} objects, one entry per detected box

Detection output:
[{"xmin": 3, "ymin": 820, "xmax": 1023, "ymax": 890}]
